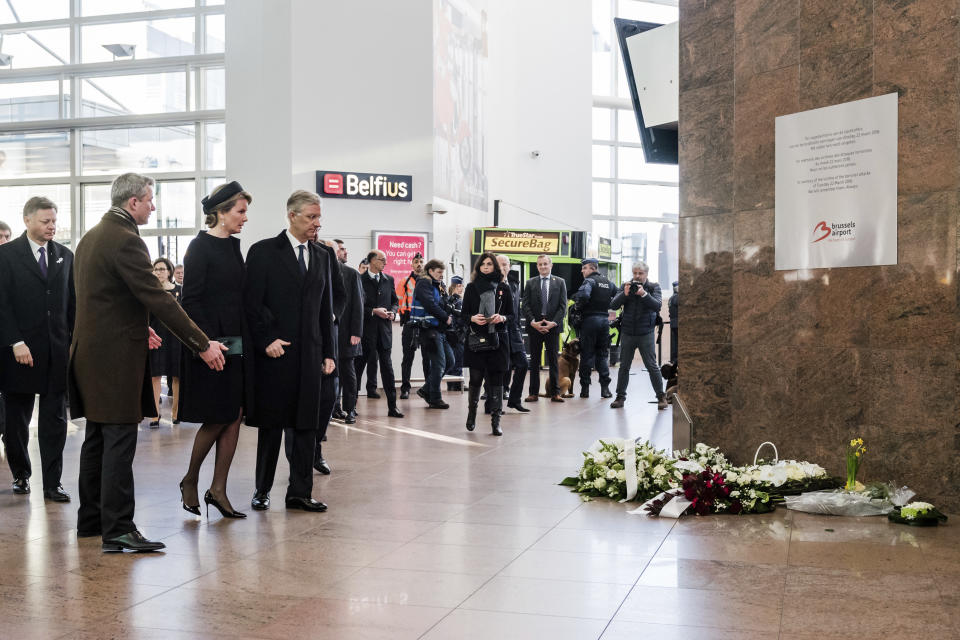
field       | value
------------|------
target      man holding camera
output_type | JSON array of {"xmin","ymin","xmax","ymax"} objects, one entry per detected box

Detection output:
[{"xmin": 610, "ymin": 261, "xmax": 666, "ymax": 410}]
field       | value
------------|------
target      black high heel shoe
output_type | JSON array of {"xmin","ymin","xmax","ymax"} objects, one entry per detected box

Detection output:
[
  {"xmin": 204, "ymin": 490, "xmax": 247, "ymax": 519},
  {"xmin": 180, "ymin": 481, "xmax": 201, "ymax": 516}
]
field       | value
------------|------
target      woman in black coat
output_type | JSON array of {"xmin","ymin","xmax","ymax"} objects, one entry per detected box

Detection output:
[
  {"xmin": 177, "ymin": 182, "xmax": 252, "ymax": 519},
  {"xmin": 462, "ymin": 252, "xmax": 513, "ymax": 436},
  {"xmin": 148, "ymin": 257, "xmax": 182, "ymax": 427}
]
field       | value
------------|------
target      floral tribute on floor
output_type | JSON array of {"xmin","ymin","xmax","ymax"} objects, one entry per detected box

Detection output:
[{"xmin": 560, "ymin": 438, "xmax": 945, "ymax": 522}]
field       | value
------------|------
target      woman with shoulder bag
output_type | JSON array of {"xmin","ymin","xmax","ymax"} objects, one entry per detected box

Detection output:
[{"xmin": 462, "ymin": 252, "xmax": 513, "ymax": 436}]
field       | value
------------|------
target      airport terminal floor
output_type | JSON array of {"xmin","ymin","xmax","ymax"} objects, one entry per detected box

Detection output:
[{"xmin": 1, "ymin": 379, "xmax": 958, "ymax": 640}]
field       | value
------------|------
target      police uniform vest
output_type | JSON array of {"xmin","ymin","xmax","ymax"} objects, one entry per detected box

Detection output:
[{"xmin": 584, "ymin": 273, "xmax": 613, "ymax": 315}]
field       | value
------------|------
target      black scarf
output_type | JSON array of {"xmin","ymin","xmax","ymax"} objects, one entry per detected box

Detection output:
[{"xmin": 473, "ymin": 270, "xmax": 501, "ymax": 295}]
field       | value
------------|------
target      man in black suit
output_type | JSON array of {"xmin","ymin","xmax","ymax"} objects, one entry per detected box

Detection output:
[
  {"xmin": 332, "ymin": 240, "xmax": 363, "ymax": 425},
  {"xmin": 313, "ymin": 238, "xmax": 347, "ymax": 476},
  {"xmin": 521, "ymin": 254, "xmax": 568, "ymax": 403},
  {"xmin": 0, "ymin": 219, "xmax": 9, "ymax": 442},
  {"xmin": 358, "ymin": 250, "xmax": 403, "ymax": 418},
  {"xmin": 245, "ymin": 190, "xmax": 336, "ymax": 513},
  {"xmin": 0, "ymin": 197, "xmax": 75, "ymax": 501}
]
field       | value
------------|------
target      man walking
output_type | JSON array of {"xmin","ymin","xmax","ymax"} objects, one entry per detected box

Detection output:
[
  {"xmin": 245, "ymin": 190, "xmax": 336, "ymax": 513},
  {"xmin": 0, "ymin": 197, "xmax": 74, "ymax": 501},
  {"xmin": 72, "ymin": 173, "xmax": 225, "ymax": 552},
  {"xmin": 521, "ymin": 254, "xmax": 567, "ymax": 403},
  {"xmin": 572, "ymin": 258, "xmax": 615, "ymax": 398},
  {"xmin": 610, "ymin": 261, "xmax": 667, "ymax": 410},
  {"xmin": 313, "ymin": 238, "xmax": 347, "ymax": 476},
  {"xmin": 359, "ymin": 250, "xmax": 403, "ymax": 418}
]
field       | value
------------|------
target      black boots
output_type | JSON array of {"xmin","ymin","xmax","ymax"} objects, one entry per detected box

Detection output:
[
  {"xmin": 466, "ymin": 385, "xmax": 480, "ymax": 431},
  {"xmin": 600, "ymin": 384, "xmax": 613, "ymax": 399},
  {"xmin": 488, "ymin": 386, "xmax": 503, "ymax": 436}
]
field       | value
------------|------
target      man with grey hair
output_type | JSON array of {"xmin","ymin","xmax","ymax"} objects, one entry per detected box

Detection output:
[
  {"xmin": 245, "ymin": 189, "xmax": 336, "ymax": 513},
  {"xmin": 609, "ymin": 261, "xmax": 666, "ymax": 410},
  {"xmin": 72, "ymin": 172, "xmax": 227, "ymax": 552},
  {"xmin": 0, "ymin": 196, "xmax": 74, "ymax": 502}
]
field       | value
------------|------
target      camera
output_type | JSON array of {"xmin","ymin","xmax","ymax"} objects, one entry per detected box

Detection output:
[
  {"xmin": 408, "ymin": 317, "xmax": 434, "ymax": 329},
  {"xmin": 629, "ymin": 280, "xmax": 645, "ymax": 295}
]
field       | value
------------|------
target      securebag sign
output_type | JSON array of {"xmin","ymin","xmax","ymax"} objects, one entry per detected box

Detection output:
[{"xmin": 774, "ymin": 93, "xmax": 898, "ymax": 270}]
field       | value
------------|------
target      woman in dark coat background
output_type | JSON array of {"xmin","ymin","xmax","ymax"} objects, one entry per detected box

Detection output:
[
  {"xmin": 462, "ymin": 251, "xmax": 512, "ymax": 436},
  {"xmin": 148, "ymin": 257, "xmax": 182, "ymax": 427},
  {"xmin": 178, "ymin": 182, "xmax": 252, "ymax": 518}
]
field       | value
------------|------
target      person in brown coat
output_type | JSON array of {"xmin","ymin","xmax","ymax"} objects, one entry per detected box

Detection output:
[{"xmin": 70, "ymin": 172, "xmax": 227, "ymax": 553}]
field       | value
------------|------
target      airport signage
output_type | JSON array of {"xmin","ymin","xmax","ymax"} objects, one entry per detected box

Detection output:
[
  {"xmin": 482, "ymin": 230, "xmax": 562, "ymax": 255},
  {"xmin": 316, "ymin": 170, "xmax": 413, "ymax": 202}
]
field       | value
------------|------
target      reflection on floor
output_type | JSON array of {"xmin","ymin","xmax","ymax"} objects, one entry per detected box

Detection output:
[{"xmin": 0, "ymin": 384, "xmax": 956, "ymax": 639}]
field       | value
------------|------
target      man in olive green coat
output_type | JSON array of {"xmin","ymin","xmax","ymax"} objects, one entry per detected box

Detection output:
[{"xmin": 70, "ymin": 172, "xmax": 227, "ymax": 553}]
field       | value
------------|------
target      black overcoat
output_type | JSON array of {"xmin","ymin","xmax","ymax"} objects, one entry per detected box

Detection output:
[
  {"xmin": 0, "ymin": 233, "xmax": 75, "ymax": 395},
  {"xmin": 360, "ymin": 271, "xmax": 399, "ymax": 351},
  {"xmin": 178, "ymin": 231, "xmax": 250, "ymax": 424},
  {"xmin": 243, "ymin": 232, "xmax": 335, "ymax": 430},
  {"xmin": 462, "ymin": 280, "xmax": 513, "ymax": 373},
  {"xmin": 317, "ymin": 241, "xmax": 346, "ymax": 360},
  {"xmin": 339, "ymin": 264, "xmax": 364, "ymax": 359}
]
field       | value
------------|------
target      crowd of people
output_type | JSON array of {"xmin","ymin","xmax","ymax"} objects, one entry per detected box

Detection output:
[{"xmin": 0, "ymin": 172, "xmax": 673, "ymax": 553}]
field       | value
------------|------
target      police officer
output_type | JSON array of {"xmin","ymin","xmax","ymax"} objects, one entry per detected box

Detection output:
[{"xmin": 572, "ymin": 258, "xmax": 615, "ymax": 398}]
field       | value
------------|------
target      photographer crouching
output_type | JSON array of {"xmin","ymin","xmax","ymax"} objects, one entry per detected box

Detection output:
[
  {"xmin": 411, "ymin": 259, "xmax": 454, "ymax": 409},
  {"xmin": 610, "ymin": 261, "xmax": 667, "ymax": 410}
]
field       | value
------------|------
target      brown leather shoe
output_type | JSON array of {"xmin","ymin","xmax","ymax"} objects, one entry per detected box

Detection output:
[
  {"xmin": 657, "ymin": 395, "xmax": 669, "ymax": 410},
  {"xmin": 524, "ymin": 395, "xmax": 539, "ymax": 402}
]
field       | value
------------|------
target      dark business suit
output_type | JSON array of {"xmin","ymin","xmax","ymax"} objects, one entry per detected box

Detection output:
[
  {"xmin": 315, "ymin": 242, "xmax": 346, "ymax": 458},
  {"xmin": 0, "ymin": 233, "xmax": 75, "ymax": 491},
  {"xmin": 358, "ymin": 270, "xmax": 399, "ymax": 407},
  {"xmin": 521, "ymin": 274, "xmax": 567, "ymax": 396},
  {"xmin": 244, "ymin": 232, "xmax": 335, "ymax": 499},
  {"xmin": 336, "ymin": 264, "xmax": 364, "ymax": 415}
]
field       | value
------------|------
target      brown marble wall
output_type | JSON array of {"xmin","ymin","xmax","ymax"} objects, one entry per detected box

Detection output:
[{"xmin": 678, "ymin": 0, "xmax": 960, "ymax": 509}]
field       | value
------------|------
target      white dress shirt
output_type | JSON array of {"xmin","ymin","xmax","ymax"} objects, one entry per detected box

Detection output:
[{"xmin": 285, "ymin": 230, "xmax": 309, "ymax": 270}]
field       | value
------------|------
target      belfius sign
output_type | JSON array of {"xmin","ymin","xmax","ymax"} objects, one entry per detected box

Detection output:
[{"xmin": 316, "ymin": 171, "xmax": 413, "ymax": 202}]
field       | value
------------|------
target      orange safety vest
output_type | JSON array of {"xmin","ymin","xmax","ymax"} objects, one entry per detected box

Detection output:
[{"xmin": 397, "ymin": 272, "xmax": 417, "ymax": 315}]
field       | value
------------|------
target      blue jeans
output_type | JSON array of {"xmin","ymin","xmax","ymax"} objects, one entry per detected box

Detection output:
[
  {"xmin": 423, "ymin": 329, "xmax": 448, "ymax": 402},
  {"xmin": 578, "ymin": 314, "xmax": 611, "ymax": 388},
  {"xmin": 616, "ymin": 331, "xmax": 664, "ymax": 397}
]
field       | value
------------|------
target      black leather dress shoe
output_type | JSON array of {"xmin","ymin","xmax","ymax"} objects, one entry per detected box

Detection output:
[
  {"xmin": 102, "ymin": 530, "xmax": 166, "ymax": 552},
  {"xmin": 331, "ymin": 408, "xmax": 346, "ymax": 421},
  {"xmin": 43, "ymin": 485, "xmax": 71, "ymax": 502},
  {"xmin": 387, "ymin": 407, "xmax": 404, "ymax": 418},
  {"xmin": 367, "ymin": 389, "xmax": 381, "ymax": 399},
  {"xmin": 349, "ymin": 409, "xmax": 358, "ymax": 418},
  {"xmin": 416, "ymin": 387, "xmax": 428, "ymax": 399},
  {"xmin": 251, "ymin": 490, "xmax": 270, "ymax": 511},
  {"xmin": 344, "ymin": 415, "xmax": 356, "ymax": 424},
  {"xmin": 507, "ymin": 403, "xmax": 531, "ymax": 413},
  {"xmin": 285, "ymin": 496, "xmax": 328, "ymax": 512},
  {"xmin": 399, "ymin": 390, "xmax": 410, "ymax": 399},
  {"xmin": 427, "ymin": 400, "xmax": 450, "ymax": 409},
  {"xmin": 313, "ymin": 458, "xmax": 332, "ymax": 475},
  {"xmin": 12, "ymin": 477, "xmax": 30, "ymax": 494}
]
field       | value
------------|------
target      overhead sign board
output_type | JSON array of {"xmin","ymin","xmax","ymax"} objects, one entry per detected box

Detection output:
[
  {"xmin": 316, "ymin": 170, "xmax": 413, "ymax": 202},
  {"xmin": 482, "ymin": 230, "xmax": 562, "ymax": 255},
  {"xmin": 373, "ymin": 231, "xmax": 429, "ymax": 283}
]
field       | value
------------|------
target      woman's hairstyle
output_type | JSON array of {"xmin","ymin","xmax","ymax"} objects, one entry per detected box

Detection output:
[
  {"xmin": 152, "ymin": 257, "xmax": 176, "ymax": 283},
  {"xmin": 424, "ymin": 258, "xmax": 445, "ymax": 274},
  {"xmin": 203, "ymin": 182, "xmax": 252, "ymax": 228},
  {"xmin": 470, "ymin": 252, "xmax": 498, "ymax": 282}
]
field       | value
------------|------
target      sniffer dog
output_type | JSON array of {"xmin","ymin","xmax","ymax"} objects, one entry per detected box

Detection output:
[{"xmin": 556, "ymin": 338, "xmax": 581, "ymax": 398}]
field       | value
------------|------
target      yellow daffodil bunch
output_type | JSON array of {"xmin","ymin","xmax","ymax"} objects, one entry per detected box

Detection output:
[{"xmin": 845, "ymin": 437, "xmax": 867, "ymax": 490}]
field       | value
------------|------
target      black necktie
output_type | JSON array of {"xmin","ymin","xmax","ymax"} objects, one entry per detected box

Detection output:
[
  {"xmin": 297, "ymin": 245, "xmax": 306, "ymax": 275},
  {"xmin": 38, "ymin": 246, "xmax": 48, "ymax": 278},
  {"xmin": 540, "ymin": 277, "xmax": 548, "ymax": 316}
]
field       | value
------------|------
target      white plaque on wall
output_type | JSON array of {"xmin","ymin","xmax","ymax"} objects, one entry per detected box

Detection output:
[{"xmin": 775, "ymin": 93, "xmax": 898, "ymax": 270}]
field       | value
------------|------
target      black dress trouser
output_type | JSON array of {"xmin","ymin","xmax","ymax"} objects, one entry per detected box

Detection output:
[
  {"xmin": 255, "ymin": 428, "xmax": 315, "ymax": 499},
  {"xmin": 2, "ymin": 391, "xmax": 67, "ymax": 489},
  {"xmin": 528, "ymin": 327, "xmax": 560, "ymax": 396},
  {"xmin": 362, "ymin": 346, "xmax": 397, "ymax": 405},
  {"xmin": 77, "ymin": 422, "xmax": 138, "ymax": 539},
  {"xmin": 339, "ymin": 353, "xmax": 358, "ymax": 414}
]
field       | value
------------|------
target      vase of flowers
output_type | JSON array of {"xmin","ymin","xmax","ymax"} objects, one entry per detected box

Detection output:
[{"xmin": 845, "ymin": 438, "xmax": 866, "ymax": 491}]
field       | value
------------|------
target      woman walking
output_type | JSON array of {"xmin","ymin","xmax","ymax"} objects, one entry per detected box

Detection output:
[
  {"xmin": 148, "ymin": 257, "xmax": 182, "ymax": 427},
  {"xmin": 462, "ymin": 252, "xmax": 513, "ymax": 436},
  {"xmin": 177, "ymin": 182, "xmax": 252, "ymax": 518}
]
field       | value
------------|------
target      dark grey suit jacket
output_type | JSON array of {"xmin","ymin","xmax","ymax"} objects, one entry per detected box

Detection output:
[{"xmin": 521, "ymin": 274, "xmax": 567, "ymax": 329}]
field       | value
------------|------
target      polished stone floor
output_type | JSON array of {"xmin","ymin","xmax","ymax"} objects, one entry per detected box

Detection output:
[{"xmin": 0, "ymin": 376, "xmax": 957, "ymax": 639}]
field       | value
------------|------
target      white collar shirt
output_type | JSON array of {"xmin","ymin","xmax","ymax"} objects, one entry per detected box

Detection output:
[
  {"xmin": 26, "ymin": 235, "xmax": 48, "ymax": 264},
  {"xmin": 285, "ymin": 230, "xmax": 309, "ymax": 270}
]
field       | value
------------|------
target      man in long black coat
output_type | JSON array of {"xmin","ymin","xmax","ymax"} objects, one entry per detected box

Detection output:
[
  {"xmin": 332, "ymin": 240, "xmax": 363, "ymax": 424},
  {"xmin": 358, "ymin": 250, "xmax": 403, "ymax": 418},
  {"xmin": 0, "ymin": 197, "xmax": 75, "ymax": 501},
  {"xmin": 313, "ymin": 238, "xmax": 347, "ymax": 475},
  {"xmin": 245, "ymin": 191, "xmax": 335, "ymax": 513}
]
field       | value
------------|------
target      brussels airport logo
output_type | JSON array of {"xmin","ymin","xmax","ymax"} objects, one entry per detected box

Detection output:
[
  {"xmin": 316, "ymin": 171, "xmax": 412, "ymax": 202},
  {"xmin": 812, "ymin": 220, "xmax": 856, "ymax": 243}
]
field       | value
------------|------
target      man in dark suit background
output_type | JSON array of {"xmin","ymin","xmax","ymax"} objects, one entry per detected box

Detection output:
[
  {"xmin": 0, "ymin": 220, "xmax": 8, "ymax": 442},
  {"xmin": 0, "ymin": 197, "xmax": 75, "ymax": 501},
  {"xmin": 313, "ymin": 238, "xmax": 347, "ymax": 476},
  {"xmin": 245, "ymin": 190, "xmax": 336, "ymax": 513},
  {"xmin": 359, "ymin": 250, "xmax": 403, "ymax": 418},
  {"xmin": 71, "ymin": 173, "xmax": 226, "ymax": 552},
  {"xmin": 521, "ymin": 254, "xmax": 568, "ymax": 403},
  {"xmin": 332, "ymin": 239, "xmax": 363, "ymax": 425}
]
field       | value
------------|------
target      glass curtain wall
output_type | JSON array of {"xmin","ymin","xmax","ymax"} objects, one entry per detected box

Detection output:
[
  {"xmin": 0, "ymin": 0, "xmax": 225, "ymax": 265},
  {"xmin": 592, "ymin": 0, "xmax": 678, "ymax": 289}
]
